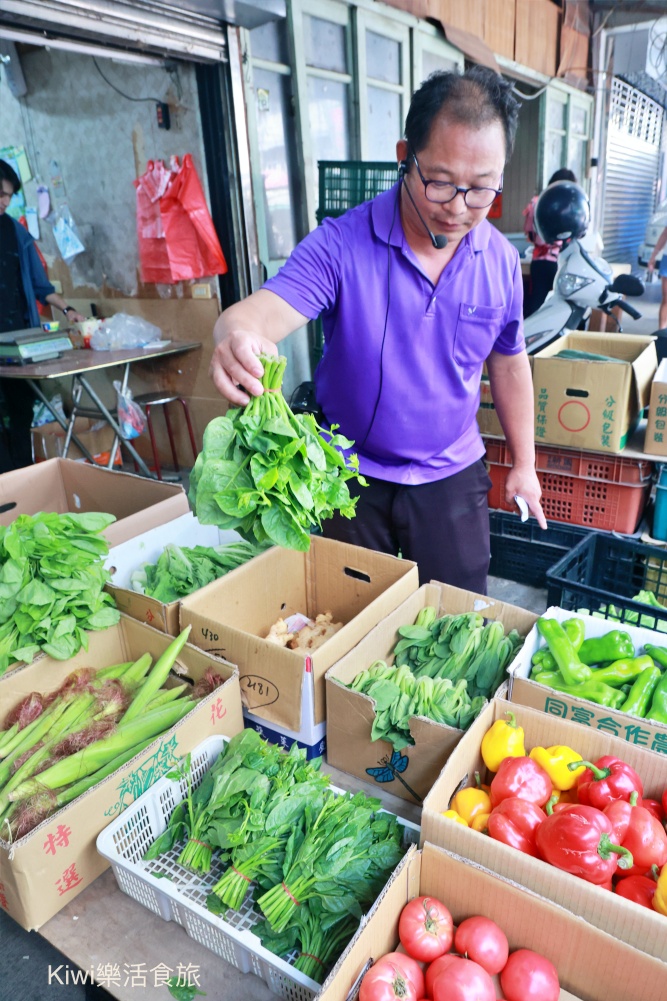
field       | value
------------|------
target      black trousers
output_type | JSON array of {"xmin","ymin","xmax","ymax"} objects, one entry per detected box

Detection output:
[
  {"xmin": 0, "ymin": 377, "xmax": 36, "ymax": 473},
  {"xmin": 524, "ymin": 259, "xmax": 558, "ymax": 318},
  {"xmin": 322, "ymin": 459, "xmax": 492, "ymax": 591}
]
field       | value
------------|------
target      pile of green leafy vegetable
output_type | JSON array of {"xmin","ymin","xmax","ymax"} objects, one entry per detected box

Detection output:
[
  {"xmin": 130, "ymin": 539, "xmax": 269, "ymax": 603},
  {"xmin": 189, "ymin": 355, "xmax": 365, "ymax": 551},
  {"xmin": 0, "ymin": 511, "xmax": 121, "ymax": 675},
  {"xmin": 145, "ymin": 729, "xmax": 407, "ymax": 983},
  {"xmin": 347, "ymin": 606, "xmax": 524, "ymax": 748}
]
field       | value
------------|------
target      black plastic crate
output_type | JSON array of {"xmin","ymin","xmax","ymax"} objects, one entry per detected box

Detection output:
[
  {"xmin": 489, "ymin": 511, "xmax": 593, "ymax": 588},
  {"xmin": 546, "ymin": 533, "xmax": 667, "ymax": 629},
  {"xmin": 316, "ymin": 160, "xmax": 396, "ymax": 222}
]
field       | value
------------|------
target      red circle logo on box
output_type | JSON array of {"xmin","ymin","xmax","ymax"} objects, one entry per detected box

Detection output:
[{"xmin": 558, "ymin": 400, "xmax": 591, "ymax": 432}]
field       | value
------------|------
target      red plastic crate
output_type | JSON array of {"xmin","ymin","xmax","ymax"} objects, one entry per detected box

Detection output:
[{"xmin": 485, "ymin": 440, "xmax": 653, "ymax": 533}]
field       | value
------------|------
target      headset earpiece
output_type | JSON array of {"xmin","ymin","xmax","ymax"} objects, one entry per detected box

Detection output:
[{"xmin": 398, "ymin": 160, "xmax": 408, "ymax": 178}]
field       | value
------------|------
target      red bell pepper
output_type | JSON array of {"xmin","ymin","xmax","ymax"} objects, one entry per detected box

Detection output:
[
  {"xmin": 662, "ymin": 788, "xmax": 667, "ymax": 820},
  {"xmin": 614, "ymin": 868, "xmax": 658, "ymax": 910},
  {"xmin": 604, "ymin": 794, "xmax": 667, "ymax": 876},
  {"xmin": 535, "ymin": 804, "xmax": 634, "ymax": 884},
  {"xmin": 574, "ymin": 756, "xmax": 644, "ymax": 809},
  {"xmin": 641, "ymin": 799, "xmax": 664, "ymax": 824},
  {"xmin": 487, "ymin": 797, "xmax": 545, "ymax": 857},
  {"xmin": 489, "ymin": 756, "xmax": 553, "ymax": 809}
]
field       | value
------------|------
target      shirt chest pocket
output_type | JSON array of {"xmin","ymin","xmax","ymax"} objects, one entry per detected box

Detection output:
[{"xmin": 453, "ymin": 303, "xmax": 505, "ymax": 368}]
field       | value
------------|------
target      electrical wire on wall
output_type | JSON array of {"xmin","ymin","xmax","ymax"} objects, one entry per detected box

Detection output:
[{"xmin": 92, "ymin": 57, "xmax": 163, "ymax": 103}]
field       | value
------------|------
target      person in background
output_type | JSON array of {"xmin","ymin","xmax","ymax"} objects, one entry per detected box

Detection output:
[
  {"xmin": 209, "ymin": 67, "xmax": 546, "ymax": 593},
  {"xmin": 0, "ymin": 158, "xmax": 84, "ymax": 472},
  {"xmin": 522, "ymin": 168, "xmax": 577, "ymax": 317},
  {"xmin": 647, "ymin": 225, "xmax": 667, "ymax": 330}
]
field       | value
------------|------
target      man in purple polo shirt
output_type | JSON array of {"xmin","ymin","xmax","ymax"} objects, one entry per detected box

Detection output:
[{"xmin": 210, "ymin": 66, "xmax": 546, "ymax": 590}]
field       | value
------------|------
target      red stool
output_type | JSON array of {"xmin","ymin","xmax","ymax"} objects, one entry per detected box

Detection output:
[{"xmin": 132, "ymin": 393, "xmax": 198, "ymax": 480}]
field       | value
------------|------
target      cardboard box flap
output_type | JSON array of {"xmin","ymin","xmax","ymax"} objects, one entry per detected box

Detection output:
[{"xmin": 0, "ymin": 458, "xmax": 189, "ymax": 545}]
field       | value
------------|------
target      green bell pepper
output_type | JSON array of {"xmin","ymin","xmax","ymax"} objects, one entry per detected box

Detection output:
[
  {"xmin": 531, "ymin": 670, "xmax": 625, "ymax": 708},
  {"xmin": 591, "ymin": 654, "xmax": 655, "ymax": 687},
  {"xmin": 643, "ymin": 643, "xmax": 667, "ymax": 671},
  {"xmin": 621, "ymin": 665, "xmax": 662, "ymax": 718},
  {"xmin": 646, "ymin": 670, "xmax": 667, "ymax": 724},
  {"xmin": 536, "ymin": 618, "xmax": 592, "ymax": 686},
  {"xmin": 577, "ymin": 630, "xmax": 634, "ymax": 666}
]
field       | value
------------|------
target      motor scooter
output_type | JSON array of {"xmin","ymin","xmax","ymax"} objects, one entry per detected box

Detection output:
[{"xmin": 523, "ymin": 237, "xmax": 646, "ymax": 355}]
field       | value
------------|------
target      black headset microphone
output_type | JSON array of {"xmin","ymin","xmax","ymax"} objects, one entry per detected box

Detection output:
[{"xmin": 398, "ymin": 160, "xmax": 448, "ymax": 250}]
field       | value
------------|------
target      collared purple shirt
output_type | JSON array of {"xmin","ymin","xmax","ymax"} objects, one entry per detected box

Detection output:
[{"xmin": 264, "ymin": 183, "xmax": 524, "ymax": 484}]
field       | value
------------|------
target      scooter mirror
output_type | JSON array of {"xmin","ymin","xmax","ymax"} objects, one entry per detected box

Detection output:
[{"xmin": 609, "ymin": 274, "xmax": 645, "ymax": 297}]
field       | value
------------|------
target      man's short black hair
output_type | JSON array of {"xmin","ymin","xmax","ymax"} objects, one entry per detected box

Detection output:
[
  {"xmin": 0, "ymin": 159, "xmax": 21, "ymax": 194},
  {"xmin": 404, "ymin": 66, "xmax": 521, "ymax": 163}
]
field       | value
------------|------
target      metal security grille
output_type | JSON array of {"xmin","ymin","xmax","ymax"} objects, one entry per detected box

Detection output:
[{"xmin": 602, "ymin": 78, "xmax": 663, "ymax": 264}]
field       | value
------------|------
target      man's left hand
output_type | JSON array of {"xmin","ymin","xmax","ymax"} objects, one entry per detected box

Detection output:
[{"xmin": 505, "ymin": 466, "xmax": 547, "ymax": 529}]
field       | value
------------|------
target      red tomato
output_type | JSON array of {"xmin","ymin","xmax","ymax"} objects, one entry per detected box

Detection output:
[
  {"xmin": 360, "ymin": 952, "xmax": 425, "ymax": 1001},
  {"xmin": 454, "ymin": 916, "xmax": 509, "ymax": 976},
  {"xmin": 500, "ymin": 949, "xmax": 560, "ymax": 1001},
  {"xmin": 398, "ymin": 895, "xmax": 454, "ymax": 963},
  {"xmin": 432, "ymin": 957, "xmax": 496, "ymax": 1001},
  {"xmin": 424, "ymin": 954, "xmax": 458, "ymax": 999}
]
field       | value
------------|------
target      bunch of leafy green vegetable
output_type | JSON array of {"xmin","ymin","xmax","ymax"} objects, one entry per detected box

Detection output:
[
  {"xmin": 145, "ymin": 729, "xmax": 407, "ymax": 983},
  {"xmin": 188, "ymin": 355, "xmax": 365, "ymax": 551},
  {"xmin": 346, "ymin": 606, "xmax": 524, "ymax": 748},
  {"xmin": 0, "ymin": 511, "xmax": 121, "ymax": 675},
  {"xmin": 130, "ymin": 539, "xmax": 270, "ymax": 603}
]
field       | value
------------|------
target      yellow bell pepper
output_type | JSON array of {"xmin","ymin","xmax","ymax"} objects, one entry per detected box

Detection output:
[
  {"xmin": 480, "ymin": 711, "xmax": 526, "ymax": 772},
  {"xmin": 529, "ymin": 744, "xmax": 584, "ymax": 791},
  {"xmin": 470, "ymin": 811, "xmax": 490, "ymax": 833},
  {"xmin": 442, "ymin": 809, "xmax": 469, "ymax": 826},
  {"xmin": 654, "ymin": 864, "xmax": 667, "ymax": 916},
  {"xmin": 450, "ymin": 776, "xmax": 492, "ymax": 824}
]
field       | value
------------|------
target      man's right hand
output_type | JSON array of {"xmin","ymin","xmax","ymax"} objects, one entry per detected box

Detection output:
[{"xmin": 209, "ymin": 330, "xmax": 279, "ymax": 406}]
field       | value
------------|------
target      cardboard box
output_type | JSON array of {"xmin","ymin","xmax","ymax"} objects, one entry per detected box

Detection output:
[
  {"xmin": 532, "ymin": 332, "xmax": 657, "ymax": 452},
  {"xmin": 317, "ymin": 842, "xmax": 666, "ymax": 1001},
  {"xmin": 644, "ymin": 357, "xmax": 667, "ymax": 457},
  {"xmin": 179, "ymin": 537, "xmax": 419, "ymax": 753},
  {"xmin": 0, "ymin": 615, "xmax": 243, "ymax": 930},
  {"xmin": 509, "ymin": 605, "xmax": 667, "ymax": 753},
  {"xmin": 326, "ymin": 582, "xmax": 537, "ymax": 804},
  {"xmin": 106, "ymin": 513, "xmax": 242, "ymax": 634},
  {"xmin": 421, "ymin": 701, "xmax": 667, "ymax": 961},
  {"xmin": 31, "ymin": 417, "xmax": 122, "ymax": 466},
  {"xmin": 477, "ymin": 375, "xmax": 504, "ymax": 437},
  {"xmin": 0, "ymin": 457, "xmax": 189, "ymax": 546}
]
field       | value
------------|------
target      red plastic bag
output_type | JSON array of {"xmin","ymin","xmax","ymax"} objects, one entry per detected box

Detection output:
[
  {"xmin": 134, "ymin": 160, "xmax": 174, "ymax": 284},
  {"xmin": 159, "ymin": 154, "xmax": 228, "ymax": 281},
  {"xmin": 135, "ymin": 155, "xmax": 228, "ymax": 284}
]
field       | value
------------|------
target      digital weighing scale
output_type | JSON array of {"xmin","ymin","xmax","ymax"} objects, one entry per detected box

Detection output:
[{"xmin": 0, "ymin": 326, "xmax": 75, "ymax": 365}]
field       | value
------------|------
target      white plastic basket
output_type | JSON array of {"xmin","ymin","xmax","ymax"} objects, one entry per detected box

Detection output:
[{"xmin": 97, "ymin": 735, "xmax": 419, "ymax": 1000}]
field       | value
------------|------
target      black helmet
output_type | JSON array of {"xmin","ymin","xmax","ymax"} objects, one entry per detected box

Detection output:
[{"xmin": 534, "ymin": 181, "xmax": 590, "ymax": 244}]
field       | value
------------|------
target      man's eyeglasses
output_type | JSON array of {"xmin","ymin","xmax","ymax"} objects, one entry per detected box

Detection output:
[{"xmin": 411, "ymin": 153, "xmax": 502, "ymax": 209}]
